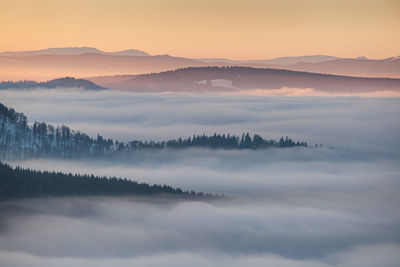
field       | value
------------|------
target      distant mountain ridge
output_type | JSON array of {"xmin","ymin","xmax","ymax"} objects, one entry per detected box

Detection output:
[
  {"xmin": 282, "ymin": 57, "xmax": 400, "ymax": 78},
  {"xmin": 196, "ymin": 55, "xmax": 340, "ymax": 65},
  {"xmin": 0, "ymin": 77, "xmax": 105, "ymax": 90},
  {"xmin": 0, "ymin": 47, "xmax": 399, "ymax": 80},
  {"xmin": 0, "ymin": 52, "xmax": 201, "ymax": 81},
  {"xmin": 198, "ymin": 56, "xmax": 400, "ymax": 78},
  {"xmin": 0, "ymin": 47, "xmax": 150, "ymax": 57}
]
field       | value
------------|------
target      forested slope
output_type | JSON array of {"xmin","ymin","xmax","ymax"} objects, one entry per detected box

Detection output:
[
  {"xmin": 0, "ymin": 161, "xmax": 212, "ymax": 200},
  {"xmin": 0, "ymin": 103, "xmax": 307, "ymax": 160}
]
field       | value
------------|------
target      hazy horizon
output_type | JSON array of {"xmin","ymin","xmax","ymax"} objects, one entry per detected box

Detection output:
[{"xmin": 1, "ymin": 46, "xmax": 399, "ymax": 61}]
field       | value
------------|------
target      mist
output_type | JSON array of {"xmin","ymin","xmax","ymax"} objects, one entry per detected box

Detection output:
[
  {"xmin": 1, "ymin": 89, "xmax": 399, "ymax": 152},
  {"xmin": 1, "ymin": 89, "xmax": 399, "ymax": 266}
]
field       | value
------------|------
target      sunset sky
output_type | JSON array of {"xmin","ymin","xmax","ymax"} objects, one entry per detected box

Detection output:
[{"xmin": 0, "ymin": 0, "xmax": 399, "ymax": 60}]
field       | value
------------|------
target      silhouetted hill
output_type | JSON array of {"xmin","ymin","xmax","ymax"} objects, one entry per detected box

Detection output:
[
  {"xmin": 0, "ymin": 77, "xmax": 105, "ymax": 90},
  {"xmin": 105, "ymin": 66, "xmax": 400, "ymax": 93},
  {"xmin": 0, "ymin": 161, "xmax": 212, "ymax": 200}
]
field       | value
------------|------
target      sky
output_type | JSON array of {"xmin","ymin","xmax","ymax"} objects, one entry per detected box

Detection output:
[{"xmin": 0, "ymin": 0, "xmax": 399, "ymax": 59}]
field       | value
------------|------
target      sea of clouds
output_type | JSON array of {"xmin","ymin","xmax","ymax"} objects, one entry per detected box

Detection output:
[
  {"xmin": 1, "ymin": 89, "xmax": 399, "ymax": 151},
  {"xmin": 0, "ymin": 89, "xmax": 399, "ymax": 266}
]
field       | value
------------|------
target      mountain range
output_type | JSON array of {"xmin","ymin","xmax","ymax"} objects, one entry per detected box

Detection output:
[
  {"xmin": 0, "ymin": 47, "xmax": 399, "ymax": 81},
  {"xmin": 0, "ymin": 47, "xmax": 150, "ymax": 57},
  {"xmin": 0, "ymin": 53, "xmax": 200, "ymax": 81},
  {"xmin": 196, "ymin": 55, "xmax": 340, "ymax": 65}
]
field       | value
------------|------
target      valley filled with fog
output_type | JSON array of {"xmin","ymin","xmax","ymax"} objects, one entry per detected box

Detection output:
[{"xmin": 1, "ymin": 89, "xmax": 399, "ymax": 266}]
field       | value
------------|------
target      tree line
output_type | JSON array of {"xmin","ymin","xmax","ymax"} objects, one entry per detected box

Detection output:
[
  {"xmin": 0, "ymin": 77, "xmax": 104, "ymax": 90},
  {"xmin": 0, "ymin": 102, "xmax": 308, "ymax": 160},
  {"xmin": 0, "ymin": 161, "xmax": 213, "ymax": 200}
]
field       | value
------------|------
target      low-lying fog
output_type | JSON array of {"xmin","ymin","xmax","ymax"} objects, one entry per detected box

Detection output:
[
  {"xmin": 1, "ymin": 89, "xmax": 399, "ymax": 266},
  {"xmin": 1, "ymin": 89, "xmax": 399, "ymax": 152}
]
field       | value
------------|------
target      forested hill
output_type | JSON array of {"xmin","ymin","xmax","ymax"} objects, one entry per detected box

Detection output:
[
  {"xmin": 0, "ymin": 103, "xmax": 308, "ymax": 160},
  {"xmin": 118, "ymin": 66, "xmax": 400, "ymax": 93},
  {"xmin": 0, "ymin": 77, "xmax": 105, "ymax": 90},
  {"xmin": 0, "ymin": 161, "xmax": 212, "ymax": 200}
]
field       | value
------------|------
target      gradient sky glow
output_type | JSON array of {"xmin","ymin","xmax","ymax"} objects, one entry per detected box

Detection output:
[{"xmin": 0, "ymin": 0, "xmax": 399, "ymax": 59}]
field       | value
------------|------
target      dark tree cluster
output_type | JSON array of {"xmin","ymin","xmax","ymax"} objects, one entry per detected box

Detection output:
[
  {"xmin": 0, "ymin": 102, "xmax": 308, "ymax": 160},
  {"xmin": 0, "ymin": 103, "xmax": 115, "ymax": 159},
  {"xmin": 165, "ymin": 133, "xmax": 307, "ymax": 149},
  {"xmin": 0, "ymin": 77, "xmax": 104, "ymax": 90},
  {"xmin": 0, "ymin": 104, "xmax": 28, "ymax": 125},
  {"xmin": 0, "ymin": 161, "xmax": 212, "ymax": 200}
]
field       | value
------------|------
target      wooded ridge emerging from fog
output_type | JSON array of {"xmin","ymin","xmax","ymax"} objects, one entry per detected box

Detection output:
[
  {"xmin": 0, "ymin": 77, "xmax": 104, "ymax": 90},
  {"xmin": 99, "ymin": 66, "xmax": 400, "ymax": 93},
  {"xmin": 0, "ymin": 161, "xmax": 214, "ymax": 200},
  {"xmin": 0, "ymin": 102, "xmax": 307, "ymax": 160},
  {"xmin": 2, "ymin": 66, "xmax": 399, "ymax": 94}
]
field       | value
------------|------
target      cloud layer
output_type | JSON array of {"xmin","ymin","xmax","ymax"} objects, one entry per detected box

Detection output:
[
  {"xmin": 1, "ymin": 89, "xmax": 399, "ymax": 152},
  {"xmin": 1, "ymin": 89, "xmax": 399, "ymax": 266}
]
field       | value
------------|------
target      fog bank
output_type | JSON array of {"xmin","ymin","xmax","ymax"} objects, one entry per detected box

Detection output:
[
  {"xmin": 1, "ymin": 89, "xmax": 399, "ymax": 266},
  {"xmin": 1, "ymin": 90, "xmax": 399, "ymax": 155}
]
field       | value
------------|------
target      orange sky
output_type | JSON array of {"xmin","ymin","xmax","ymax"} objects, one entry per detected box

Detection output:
[{"xmin": 0, "ymin": 0, "xmax": 399, "ymax": 60}]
